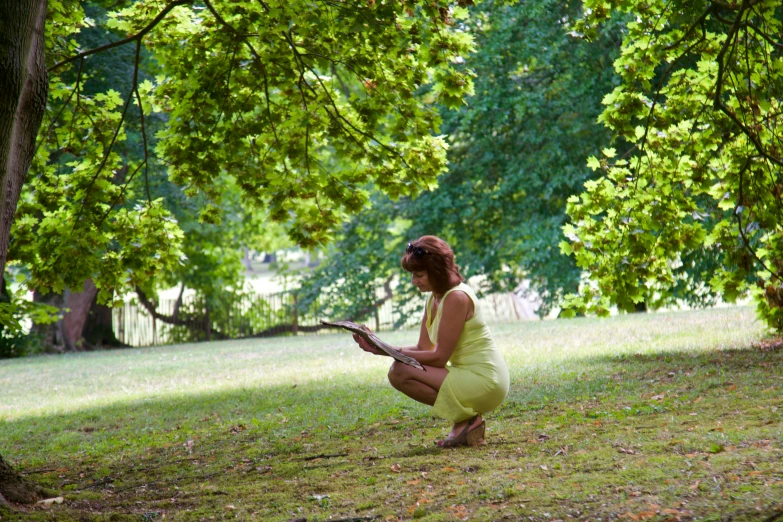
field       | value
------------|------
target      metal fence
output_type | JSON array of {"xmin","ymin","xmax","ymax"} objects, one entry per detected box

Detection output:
[{"xmin": 113, "ymin": 289, "xmax": 530, "ymax": 347}]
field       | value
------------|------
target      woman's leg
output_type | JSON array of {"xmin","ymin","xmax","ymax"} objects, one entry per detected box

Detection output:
[
  {"xmin": 445, "ymin": 414, "xmax": 483, "ymax": 438},
  {"xmin": 388, "ymin": 362, "xmax": 484, "ymax": 443},
  {"xmin": 387, "ymin": 361, "xmax": 449, "ymax": 406}
]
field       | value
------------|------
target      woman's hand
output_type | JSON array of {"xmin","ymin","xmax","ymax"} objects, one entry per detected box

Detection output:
[{"xmin": 352, "ymin": 327, "xmax": 384, "ymax": 356}]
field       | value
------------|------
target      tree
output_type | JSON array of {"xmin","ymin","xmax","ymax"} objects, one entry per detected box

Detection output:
[
  {"xmin": 300, "ymin": 0, "xmax": 625, "ymax": 319},
  {"xmin": 560, "ymin": 0, "xmax": 783, "ymax": 330},
  {"xmin": 0, "ymin": 0, "xmax": 51, "ymax": 504},
  {"xmin": 1, "ymin": 0, "xmax": 475, "ymax": 505}
]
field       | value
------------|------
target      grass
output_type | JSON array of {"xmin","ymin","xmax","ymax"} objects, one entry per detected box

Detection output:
[{"xmin": 1, "ymin": 306, "xmax": 782, "ymax": 521}]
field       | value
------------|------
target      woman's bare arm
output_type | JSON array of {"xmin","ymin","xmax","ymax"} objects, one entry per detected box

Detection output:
[
  {"xmin": 353, "ymin": 308, "xmax": 432, "ymax": 355},
  {"xmin": 353, "ymin": 292, "xmax": 472, "ymax": 367},
  {"xmin": 398, "ymin": 291, "xmax": 472, "ymax": 368}
]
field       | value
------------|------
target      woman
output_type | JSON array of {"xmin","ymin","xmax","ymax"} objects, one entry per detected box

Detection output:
[{"xmin": 353, "ymin": 236, "xmax": 510, "ymax": 447}]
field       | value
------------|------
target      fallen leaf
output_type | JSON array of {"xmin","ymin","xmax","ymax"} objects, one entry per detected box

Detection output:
[
  {"xmin": 540, "ymin": 465, "xmax": 549, "ymax": 471},
  {"xmin": 407, "ymin": 479, "xmax": 421, "ymax": 485},
  {"xmin": 693, "ymin": 396, "xmax": 703, "ymax": 403},
  {"xmin": 225, "ymin": 504, "xmax": 236, "ymax": 510},
  {"xmin": 441, "ymin": 466, "xmax": 456, "ymax": 472},
  {"xmin": 228, "ymin": 424, "xmax": 247, "ymax": 435},
  {"xmin": 689, "ymin": 480, "xmax": 701, "ymax": 491},
  {"xmin": 37, "ymin": 497, "xmax": 64, "ymax": 506},
  {"xmin": 618, "ymin": 448, "xmax": 636, "ymax": 455},
  {"xmin": 651, "ymin": 394, "xmax": 665, "ymax": 401},
  {"xmin": 661, "ymin": 509, "xmax": 680, "ymax": 515},
  {"xmin": 390, "ymin": 464, "xmax": 402, "ymax": 473},
  {"xmin": 726, "ymin": 383, "xmax": 736, "ymax": 391}
]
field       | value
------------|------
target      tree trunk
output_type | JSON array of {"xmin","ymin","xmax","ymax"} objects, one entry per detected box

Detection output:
[
  {"xmin": 0, "ymin": 454, "xmax": 45, "ymax": 505},
  {"xmin": 61, "ymin": 279, "xmax": 99, "ymax": 350},
  {"xmin": 0, "ymin": 0, "xmax": 50, "ymax": 504},
  {"xmin": 82, "ymin": 295, "xmax": 127, "ymax": 349},
  {"xmin": 0, "ymin": 0, "xmax": 49, "ymax": 279}
]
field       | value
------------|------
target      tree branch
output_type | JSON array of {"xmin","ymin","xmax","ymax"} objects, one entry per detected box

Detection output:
[
  {"xmin": 713, "ymin": 0, "xmax": 783, "ymax": 167},
  {"xmin": 132, "ymin": 38, "xmax": 152, "ymax": 206},
  {"xmin": 72, "ymin": 38, "xmax": 142, "ymax": 232},
  {"xmin": 34, "ymin": 58, "xmax": 84, "ymax": 158},
  {"xmin": 735, "ymin": 157, "xmax": 783, "ymax": 281},
  {"xmin": 202, "ymin": 0, "xmax": 294, "ymax": 178},
  {"xmin": 48, "ymin": 0, "xmax": 191, "ymax": 73},
  {"xmin": 135, "ymin": 286, "xmax": 196, "ymax": 327}
]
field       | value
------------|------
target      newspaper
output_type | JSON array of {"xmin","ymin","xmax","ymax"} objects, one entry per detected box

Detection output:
[{"xmin": 320, "ymin": 320, "xmax": 426, "ymax": 371}]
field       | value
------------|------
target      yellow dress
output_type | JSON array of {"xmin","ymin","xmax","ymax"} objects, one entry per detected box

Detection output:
[{"xmin": 428, "ymin": 283, "xmax": 510, "ymax": 423}]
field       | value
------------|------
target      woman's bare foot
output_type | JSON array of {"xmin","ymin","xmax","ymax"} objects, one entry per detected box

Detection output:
[
  {"xmin": 447, "ymin": 415, "xmax": 482, "ymax": 438},
  {"xmin": 436, "ymin": 415, "xmax": 485, "ymax": 448}
]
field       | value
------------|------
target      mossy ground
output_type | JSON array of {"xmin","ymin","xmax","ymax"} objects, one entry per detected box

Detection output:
[{"xmin": 0, "ymin": 307, "xmax": 781, "ymax": 521}]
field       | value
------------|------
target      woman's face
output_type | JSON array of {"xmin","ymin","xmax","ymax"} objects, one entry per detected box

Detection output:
[{"xmin": 411, "ymin": 270, "xmax": 433, "ymax": 293}]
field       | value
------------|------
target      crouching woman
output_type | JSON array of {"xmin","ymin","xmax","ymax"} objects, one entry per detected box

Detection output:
[{"xmin": 353, "ymin": 236, "xmax": 510, "ymax": 447}]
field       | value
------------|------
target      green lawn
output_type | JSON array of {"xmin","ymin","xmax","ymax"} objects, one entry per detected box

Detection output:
[{"xmin": 1, "ymin": 306, "xmax": 782, "ymax": 521}]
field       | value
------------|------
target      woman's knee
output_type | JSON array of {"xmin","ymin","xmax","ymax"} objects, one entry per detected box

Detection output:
[{"xmin": 388, "ymin": 361, "xmax": 407, "ymax": 387}]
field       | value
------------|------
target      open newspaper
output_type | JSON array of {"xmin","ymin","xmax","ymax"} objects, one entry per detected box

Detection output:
[{"xmin": 320, "ymin": 320, "xmax": 426, "ymax": 371}]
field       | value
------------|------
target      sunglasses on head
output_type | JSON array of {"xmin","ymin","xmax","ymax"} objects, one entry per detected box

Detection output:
[{"xmin": 406, "ymin": 243, "xmax": 429, "ymax": 257}]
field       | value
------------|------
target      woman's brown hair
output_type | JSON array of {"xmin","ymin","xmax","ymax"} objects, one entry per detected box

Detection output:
[{"xmin": 401, "ymin": 236, "xmax": 464, "ymax": 295}]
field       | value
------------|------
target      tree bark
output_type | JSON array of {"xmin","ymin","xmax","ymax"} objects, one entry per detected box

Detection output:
[
  {"xmin": 0, "ymin": 0, "xmax": 50, "ymax": 505},
  {"xmin": 82, "ymin": 298, "xmax": 127, "ymax": 349},
  {"xmin": 0, "ymin": 454, "xmax": 45, "ymax": 505},
  {"xmin": 61, "ymin": 279, "xmax": 99, "ymax": 350},
  {"xmin": 0, "ymin": 0, "xmax": 49, "ymax": 278}
]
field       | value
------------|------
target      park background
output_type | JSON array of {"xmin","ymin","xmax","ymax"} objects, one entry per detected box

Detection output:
[{"xmin": 1, "ymin": 0, "xmax": 782, "ymax": 520}]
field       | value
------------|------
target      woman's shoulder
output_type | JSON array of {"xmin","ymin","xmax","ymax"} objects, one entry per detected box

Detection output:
[
  {"xmin": 444, "ymin": 282, "xmax": 475, "ymax": 297},
  {"xmin": 442, "ymin": 283, "xmax": 476, "ymax": 306}
]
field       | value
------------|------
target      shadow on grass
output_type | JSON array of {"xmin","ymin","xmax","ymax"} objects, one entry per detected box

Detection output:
[
  {"xmin": 2, "ymin": 339, "xmax": 782, "ymax": 520},
  {"xmin": 500, "ymin": 339, "xmax": 783, "ymax": 416}
]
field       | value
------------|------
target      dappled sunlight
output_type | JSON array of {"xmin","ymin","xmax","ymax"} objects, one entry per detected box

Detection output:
[
  {"xmin": 0, "ymin": 307, "xmax": 764, "ymax": 423},
  {"xmin": 0, "ymin": 332, "xmax": 405, "ymax": 422},
  {"xmin": 0, "ymin": 306, "xmax": 781, "ymax": 520}
]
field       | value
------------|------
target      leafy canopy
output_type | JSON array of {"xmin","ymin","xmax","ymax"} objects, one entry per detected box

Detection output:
[
  {"xmin": 299, "ymin": 0, "xmax": 624, "ymax": 320},
  {"xmin": 13, "ymin": 0, "xmax": 476, "ymax": 304},
  {"xmin": 562, "ymin": 0, "xmax": 783, "ymax": 329}
]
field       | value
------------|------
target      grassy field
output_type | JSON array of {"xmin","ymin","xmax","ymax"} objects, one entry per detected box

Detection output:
[{"xmin": 1, "ymin": 306, "xmax": 782, "ymax": 521}]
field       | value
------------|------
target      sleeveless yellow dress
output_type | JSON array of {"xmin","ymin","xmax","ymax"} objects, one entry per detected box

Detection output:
[{"xmin": 427, "ymin": 283, "xmax": 510, "ymax": 423}]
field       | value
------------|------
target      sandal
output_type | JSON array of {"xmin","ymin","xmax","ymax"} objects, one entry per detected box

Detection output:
[{"xmin": 437, "ymin": 415, "xmax": 485, "ymax": 448}]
